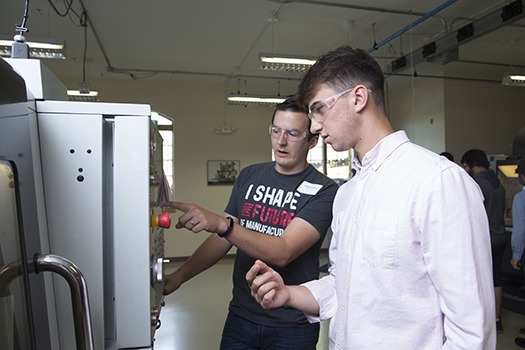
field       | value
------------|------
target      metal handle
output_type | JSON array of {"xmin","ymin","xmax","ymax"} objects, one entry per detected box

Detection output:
[{"xmin": 0, "ymin": 254, "xmax": 94, "ymax": 350}]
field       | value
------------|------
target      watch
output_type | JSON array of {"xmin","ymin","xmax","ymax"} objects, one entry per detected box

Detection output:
[{"xmin": 218, "ymin": 217, "xmax": 234, "ymax": 238}]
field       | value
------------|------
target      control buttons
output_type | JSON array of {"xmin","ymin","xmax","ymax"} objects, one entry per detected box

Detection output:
[
  {"xmin": 151, "ymin": 257, "xmax": 164, "ymax": 286},
  {"xmin": 151, "ymin": 212, "xmax": 171, "ymax": 228}
]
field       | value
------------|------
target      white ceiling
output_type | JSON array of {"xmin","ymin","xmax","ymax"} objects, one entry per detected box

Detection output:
[{"xmin": 2, "ymin": 0, "xmax": 525, "ymax": 95}]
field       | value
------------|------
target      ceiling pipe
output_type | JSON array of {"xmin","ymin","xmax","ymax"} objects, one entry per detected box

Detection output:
[
  {"xmin": 272, "ymin": 0, "xmax": 449, "ymax": 48},
  {"xmin": 368, "ymin": 0, "xmax": 458, "ymax": 53},
  {"xmin": 386, "ymin": 0, "xmax": 525, "ymax": 74},
  {"xmin": 385, "ymin": 72, "xmax": 500, "ymax": 84},
  {"xmin": 271, "ymin": 0, "xmax": 436, "ymax": 17}
]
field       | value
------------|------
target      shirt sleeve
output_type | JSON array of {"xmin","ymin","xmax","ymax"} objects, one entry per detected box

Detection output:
[
  {"xmin": 301, "ymin": 273, "xmax": 337, "ymax": 323},
  {"xmin": 295, "ymin": 178, "xmax": 338, "ymax": 238},
  {"xmin": 301, "ymin": 198, "xmax": 341, "ymax": 323},
  {"xmin": 420, "ymin": 167, "xmax": 495, "ymax": 349},
  {"xmin": 512, "ymin": 191, "xmax": 525, "ymax": 261}
]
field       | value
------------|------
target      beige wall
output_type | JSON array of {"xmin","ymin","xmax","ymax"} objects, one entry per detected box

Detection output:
[
  {"xmin": 386, "ymin": 74, "xmax": 524, "ymax": 164},
  {"xmin": 387, "ymin": 76, "xmax": 446, "ymax": 153},
  {"xmin": 60, "ymin": 73, "xmax": 525, "ymax": 258},
  {"xmin": 444, "ymin": 79, "xmax": 525, "ymax": 160}
]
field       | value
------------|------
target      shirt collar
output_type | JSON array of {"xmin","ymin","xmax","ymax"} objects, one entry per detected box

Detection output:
[{"xmin": 353, "ymin": 130, "xmax": 410, "ymax": 174}]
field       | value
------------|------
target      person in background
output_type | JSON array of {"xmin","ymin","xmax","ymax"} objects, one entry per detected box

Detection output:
[
  {"xmin": 162, "ymin": 97, "xmax": 338, "ymax": 350},
  {"xmin": 510, "ymin": 159, "xmax": 525, "ymax": 348},
  {"xmin": 440, "ymin": 151, "xmax": 454, "ymax": 162},
  {"xmin": 461, "ymin": 148, "xmax": 507, "ymax": 334},
  {"xmin": 247, "ymin": 45, "xmax": 496, "ymax": 349}
]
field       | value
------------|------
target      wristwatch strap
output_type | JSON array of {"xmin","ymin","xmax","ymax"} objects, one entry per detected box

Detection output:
[{"xmin": 218, "ymin": 217, "xmax": 234, "ymax": 238}]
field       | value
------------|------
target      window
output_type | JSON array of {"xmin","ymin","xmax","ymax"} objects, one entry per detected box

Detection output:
[
  {"xmin": 308, "ymin": 138, "xmax": 352, "ymax": 185},
  {"xmin": 151, "ymin": 112, "xmax": 174, "ymax": 190}
]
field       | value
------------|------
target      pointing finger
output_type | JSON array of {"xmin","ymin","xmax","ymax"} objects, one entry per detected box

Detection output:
[{"xmin": 162, "ymin": 201, "xmax": 191, "ymax": 212}]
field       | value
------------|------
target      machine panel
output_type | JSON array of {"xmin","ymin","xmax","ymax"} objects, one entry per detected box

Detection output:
[{"xmin": 36, "ymin": 101, "xmax": 169, "ymax": 349}]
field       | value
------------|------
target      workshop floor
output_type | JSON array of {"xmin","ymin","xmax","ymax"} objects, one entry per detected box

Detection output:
[{"xmin": 153, "ymin": 254, "xmax": 525, "ymax": 350}]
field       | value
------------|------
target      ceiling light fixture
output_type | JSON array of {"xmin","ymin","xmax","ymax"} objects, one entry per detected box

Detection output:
[
  {"xmin": 227, "ymin": 95, "xmax": 286, "ymax": 106},
  {"xmin": 259, "ymin": 53, "xmax": 316, "ymax": 72},
  {"xmin": 502, "ymin": 72, "xmax": 525, "ymax": 87},
  {"xmin": 498, "ymin": 164, "xmax": 518, "ymax": 178},
  {"xmin": 68, "ymin": 13, "xmax": 99, "ymax": 102},
  {"xmin": 0, "ymin": 36, "xmax": 65, "ymax": 59},
  {"xmin": 67, "ymin": 82, "xmax": 99, "ymax": 101},
  {"xmin": 67, "ymin": 89, "xmax": 99, "ymax": 97}
]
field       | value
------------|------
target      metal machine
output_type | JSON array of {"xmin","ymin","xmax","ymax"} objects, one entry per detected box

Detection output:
[{"xmin": 0, "ymin": 57, "xmax": 171, "ymax": 349}]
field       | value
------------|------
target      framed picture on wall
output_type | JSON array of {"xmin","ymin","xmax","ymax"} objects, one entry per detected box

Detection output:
[{"xmin": 207, "ymin": 160, "xmax": 240, "ymax": 185}]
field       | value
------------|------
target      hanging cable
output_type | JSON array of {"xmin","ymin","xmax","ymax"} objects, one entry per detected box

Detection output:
[
  {"xmin": 371, "ymin": 23, "xmax": 377, "ymax": 50},
  {"xmin": 81, "ymin": 11, "xmax": 88, "ymax": 83},
  {"xmin": 15, "ymin": 0, "xmax": 30, "ymax": 36},
  {"xmin": 47, "ymin": 0, "xmax": 75, "ymax": 18},
  {"xmin": 47, "ymin": 0, "xmax": 84, "ymax": 27},
  {"xmin": 10, "ymin": 0, "xmax": 30, "ymax": 58}
]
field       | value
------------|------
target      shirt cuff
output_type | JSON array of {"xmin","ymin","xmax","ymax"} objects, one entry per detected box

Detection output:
[{"xmin": 301, "ymin": 277, "xmax": 337, "ymax": 323}]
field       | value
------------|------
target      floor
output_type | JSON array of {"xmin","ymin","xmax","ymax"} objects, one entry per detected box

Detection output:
[{"xmin": 153, "ymin": 254, "xmax": 525, "ymax": 349}]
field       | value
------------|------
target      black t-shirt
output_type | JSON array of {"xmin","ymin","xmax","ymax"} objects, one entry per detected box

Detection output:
[{"xmin": 225, "ymin": 162, "xmax": 338, "ymax": 327}]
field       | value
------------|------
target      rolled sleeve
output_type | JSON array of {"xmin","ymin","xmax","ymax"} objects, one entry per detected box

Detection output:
[{"xmin": 301, "ymin": 274, "xmax": 337, "ymax": 323}]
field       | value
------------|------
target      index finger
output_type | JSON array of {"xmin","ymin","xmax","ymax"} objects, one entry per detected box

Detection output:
[{"xmin": 162, "ymin": 201, "xmax": 190, "ymax": 212}]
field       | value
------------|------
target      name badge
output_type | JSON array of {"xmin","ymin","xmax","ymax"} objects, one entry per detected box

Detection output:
[{"xmin": 297, "ymin": 181, "xmax": 322, "ymax": 195}]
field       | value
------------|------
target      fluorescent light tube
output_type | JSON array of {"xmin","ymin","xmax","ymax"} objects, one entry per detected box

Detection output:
[
  {"xmin": 227, "ymin": 96, "xmax": 285, "ymax": 104},
  {"xmin": 67, "ymin": 90, "xmax": 99, "ymax": 97}
]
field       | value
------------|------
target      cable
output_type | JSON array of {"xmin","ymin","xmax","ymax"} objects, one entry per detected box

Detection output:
[
  {"xmin": 81, "ymin": 11, "xmax": 87, "ymax": 83},
  {"xmin": 15, "ymin": 0, "xmax": 30, "ymax": 36},
  {"xmin": 11, "ymin": 0, "xmax": 30, "ymax": 58},
  {"xmin": 47, "ymin": 0, "xmax": 74, "ymax": 18},
  {"xmin": 47, "ymin": 0, "xmax": 83, "ymax": 27}
]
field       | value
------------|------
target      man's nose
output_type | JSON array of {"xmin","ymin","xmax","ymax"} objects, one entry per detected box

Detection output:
[
  {"xmin": 277, "ymin": 131, "xmax": 287, "ymax": 143},
  {"xmin": 310, "ymin": 119, "xmax": 322, "ymax": 134}
]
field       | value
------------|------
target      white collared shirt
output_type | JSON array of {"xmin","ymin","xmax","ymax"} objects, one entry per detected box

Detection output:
[{"xmin": 303, "ymin": 131, "xmax": 496, "ymax": 349}]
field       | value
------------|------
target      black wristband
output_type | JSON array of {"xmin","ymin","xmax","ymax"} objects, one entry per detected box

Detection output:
[{"xmin": 218, "ymin": 217, "xmax": 234, "ymax": 238}]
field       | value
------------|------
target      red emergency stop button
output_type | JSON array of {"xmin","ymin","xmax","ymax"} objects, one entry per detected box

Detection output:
[{"xmin": 151, "ymin": 212, "xmax": 171, "ymax": 228}]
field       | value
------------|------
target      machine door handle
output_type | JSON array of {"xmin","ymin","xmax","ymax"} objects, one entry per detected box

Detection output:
[{"xmin": 0, "ymin": 253, "xmax": 95, "ymax": 350}]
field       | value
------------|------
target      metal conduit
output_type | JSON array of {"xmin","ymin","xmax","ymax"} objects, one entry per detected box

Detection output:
[
  {"xmin": 368, "ymin": 0, "xmax": 458, "ymax": 53},
  {"xmin": 271, "ymin": 0, "xmax": 437, "ymax": 17}
]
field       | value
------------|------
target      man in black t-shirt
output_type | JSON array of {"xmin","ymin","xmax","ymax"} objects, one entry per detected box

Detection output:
[{"xmin": 162, "ymin": 98, "xmax": 337, "ymax": 349}]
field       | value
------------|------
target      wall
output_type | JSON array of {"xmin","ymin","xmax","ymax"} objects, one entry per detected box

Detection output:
[
  {"xmin": 61, "ymin": 76, "xmax": 281, "ymax": 257},
  {"xmin": 444, "ymin": 79, "xmax": 525, "ymax": 160},
  {"xmin": 386, "ymin": 74, "xmax": 525, "ymax": 163},
  {"xmin": 386, "ymin": 76, "xmax": 446, "ymax": 153}
]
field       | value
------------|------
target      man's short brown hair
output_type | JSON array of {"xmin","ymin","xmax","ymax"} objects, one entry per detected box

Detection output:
[{"xmin": 298, "ymin": 45, "xmax": 386, "ymax": 113}]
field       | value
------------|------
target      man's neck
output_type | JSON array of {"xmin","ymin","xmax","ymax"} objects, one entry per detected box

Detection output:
[
  {"xmin": 471, "ymin": 165, "xmax": 488, "ymax": 175},
  {"xmin": 274, "ymin": 161, "xmax": 309, "ymax": 175}
]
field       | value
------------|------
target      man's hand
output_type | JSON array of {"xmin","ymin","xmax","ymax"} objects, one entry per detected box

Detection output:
[
  {"xmin": 162, "ymin": 201, "xmax": 228, "ymax": 234},
  {"xmin": 246, "ymin": 260, "xmax": 290, "ymax": 309},
  {"xmin": 511, "ymin": 258, "xmax": 522, "ymax": 270}
]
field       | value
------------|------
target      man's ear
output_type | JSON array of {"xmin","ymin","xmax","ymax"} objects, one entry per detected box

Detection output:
[
  {"xmin": 308, "ymin": 134, "xmax": 319, "ymax": 149},
  {"xmin": 353, "ymin": 85, "xmax": 369, "ymax": 113}
]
